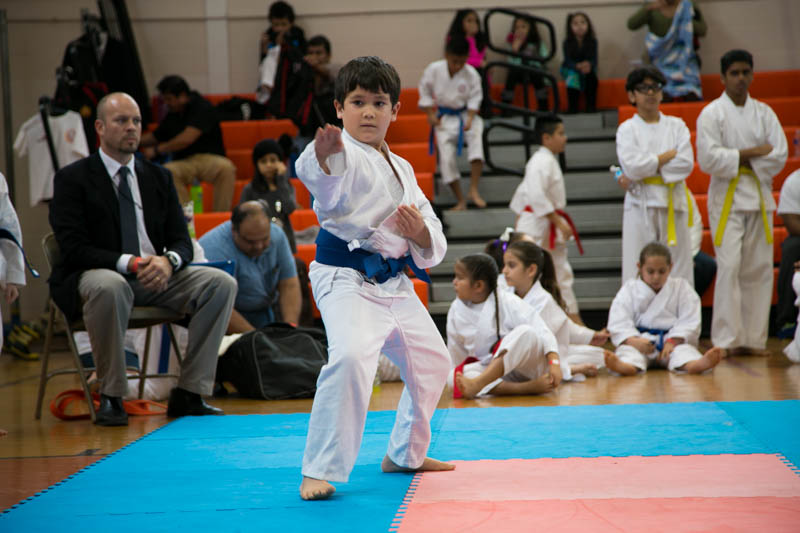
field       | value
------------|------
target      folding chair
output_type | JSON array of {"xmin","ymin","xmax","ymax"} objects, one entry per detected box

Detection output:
[{"xmin": 35, "ymin": 233, "xmax": 186, "ymax": 422}]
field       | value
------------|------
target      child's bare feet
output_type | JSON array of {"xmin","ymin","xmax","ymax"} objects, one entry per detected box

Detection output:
[
  {"xmin": 571, "ymin": 363, "xmax": 598, "ymax": 377},
  {"xmin": 454, "ymin": 372, "xmax": 482, "ymax": 399},
  {"xmin": 300, "ymin": 476, "xmax": 336, "ymax": 500},
  {"xmin": 381, "ymin": 455, "xmax": 455, "ymax": 473},
  {"xmin": 469, "ymin": 191, "xmax": 487, "ymax": 208},
  {"xmin": 684, "ymin": 347, "xmax": 724, "ymax": 374},
  {"xmin": 604, "ymin": 351, "xmax": 638, "ymax": 376},
  {"xmin": 448, "ymin": 202, "xmax": 467, "ymax": 211}
]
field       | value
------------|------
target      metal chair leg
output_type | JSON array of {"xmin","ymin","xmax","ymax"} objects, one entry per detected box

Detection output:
[{"xmin": 34, "ymin": 302, "xmax": 56, "ymax": 420}]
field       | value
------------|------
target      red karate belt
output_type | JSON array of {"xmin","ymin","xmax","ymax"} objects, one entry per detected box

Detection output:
[{"xmin": 523, "ymin": 206, "xmax": 584, "ymax": 255}]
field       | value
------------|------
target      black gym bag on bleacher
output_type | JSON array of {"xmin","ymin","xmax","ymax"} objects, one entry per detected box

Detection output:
[{"xmin": 217, "ymin": 322, "xmax": 328, "ymax": 400}]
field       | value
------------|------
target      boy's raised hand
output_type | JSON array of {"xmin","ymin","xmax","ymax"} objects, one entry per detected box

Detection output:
[
  {"xmin": 314, "ymin": 124, "xmax": 344, "ymax": 173},
  {"xmin": 395, "ymin": 204, "xmax": 431, "ymax": 249}
]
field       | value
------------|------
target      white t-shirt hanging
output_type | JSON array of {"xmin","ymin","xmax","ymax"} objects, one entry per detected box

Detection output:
[{"xmin": 14, "ymin": 111, "xmax": 89, "ymax": 206}]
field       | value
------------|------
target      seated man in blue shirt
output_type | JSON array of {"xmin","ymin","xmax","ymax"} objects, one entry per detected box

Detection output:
[{"xmin": 199, "ymin": 200, "xmax": 302, "ymax": 332}]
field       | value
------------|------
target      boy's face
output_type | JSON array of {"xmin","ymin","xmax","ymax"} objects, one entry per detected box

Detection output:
[
  {"xmin": 270, "ymin": 17, "xmax": 291, "ymax": 40},
  {"xmin": 305, "ymin": 44, "xmax": 330, "ymax": 67},
  {"xmin": 445, "ymin": 53, "xmax": 468, "ymax": 76},
  {"xmin": 542, "ymin": 123, "xmax": 567, "ymax": 154},
  {"xmin": 627, "ymin": 76, "xmax": 663, "ymax": 113},
  {"xmin": 722, "ymin": 61, "xmax": 753, "ymax": 100},
  {"xmin": 335, "ymin": 86, "xmax": 399, "ymax": 150}
]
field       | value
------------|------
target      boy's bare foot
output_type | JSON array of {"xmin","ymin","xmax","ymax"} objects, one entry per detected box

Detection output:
[
  {"xmin": 571, "ymin": 363, "xmax": 598, "ymax": 377},
  {"xmin": 454, "ymin": 372, "xmax": 482, "ymax": 399},
  {"xmin": 684, "ymin": 347, "xmax": 724, "ymax": 374},
  {"xmin": 381, "ymin": 455, "xmax": 455, "ymax": 473},
  {"xmin": 300, "ymin": 476, "xmax": 336, "ymax": 500},
  {"xmin": 448, "ymin": 202, "xmax": 467, "ymax": 211},
  {"xmin": 604, "ymin": 351, "xmax": 638, "ymax": 376},
  {"xmin": 469, "ymin": 192, "xmax": 487, "ymax": 208}
]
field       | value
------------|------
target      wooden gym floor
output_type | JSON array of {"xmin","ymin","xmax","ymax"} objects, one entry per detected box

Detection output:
[{"xmin": 1, "ymin": 336, "xmax": 798, "ymax": 510}]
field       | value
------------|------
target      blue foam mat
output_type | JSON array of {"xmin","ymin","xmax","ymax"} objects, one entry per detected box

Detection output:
[{"xmin": 3, "ymin": 401, "xmax": 798, "ymax": 532}]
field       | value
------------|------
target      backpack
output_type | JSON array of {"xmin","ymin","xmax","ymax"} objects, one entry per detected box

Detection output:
[{"xmin": 217, "ymin": 322, "xmax": 328, "ymax": 400}]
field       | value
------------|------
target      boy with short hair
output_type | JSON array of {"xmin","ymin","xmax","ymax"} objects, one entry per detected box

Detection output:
[
  {"xmin": 258, "ymin": 1, "xmax": 306, "ymax": 104},
  {"xmin": 419, "ymin": 37, "xmax": 486, "ymax": 210},
  {"xmin": 615, "ymin": 66, "xmax": 695, "ymax": 288},
  {"xmin": 295, "ymin": 56, "xmax": 453, "ymax": 501},
  {"xmin": 509, "ymin": 113, "xmax": 581, "ymax": 320},
  {"xmin": 696, "ymin": 49, "xmax": 788, "ymax": 355}
]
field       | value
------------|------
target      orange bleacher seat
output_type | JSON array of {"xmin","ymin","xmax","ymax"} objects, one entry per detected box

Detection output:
[
  {"xmin": 295, "ymin": 243, "xmax": 316, "ymax": 268},
  {"xmin": 386, "ymin": 115, "xmax": 430, "ymax": 144},
  {"xmin": 412, "ymin": 278, "xmax": 429, "ymax": 308},
  {"xmin": 203, "ymin": 93, "xmax": 258, "ymax": 106},
  {"xmin": 694, "ymin": 192, "xmax": 781, "ymax": 230},
  {"xmin": 290, "ymin": 178, "xmax": 311, "ymax": 209},
  {"xmin": 415, "ymin": 172, "xmax": 434, "ymax": 201},
  {"xmin": 193, "ymin": 212, "xmax": 230, "ymax": 238},
  {"xmin": 391, "ymin": 143, "xmax": 436, "ymax": 173},
  {"xmin": 687, "ymin": 163, "xmax": 710, "ymax": 194},
  {"xmin": 289, "ymin": 209, "xmax": 318, "ymax": 231},
  {"xmin": 227, "ymin": 148, "xmax": 254, "ymax": 181},
  {"xmin": 221, "ymin": 120, "xmax": 298, "ymax": 151},
  {"xmin": 233, "ymin": 180, "xmax": 247, "ymax": 205},
  {"xmin": 701, "ymin": 71, "xmax": 800, "ymax": 101},
  {"xmin": 775, "ymin": 157, "xmax": 800, "ymax": 191},
  {"xmin": 398, "ymin": 87, "xmax": 422, "ymax": 115}
]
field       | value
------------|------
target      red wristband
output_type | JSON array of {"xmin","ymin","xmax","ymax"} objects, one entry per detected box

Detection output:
[{"xmin": 131, "ymin": 257, "xmax": 141, "ymax": 273}]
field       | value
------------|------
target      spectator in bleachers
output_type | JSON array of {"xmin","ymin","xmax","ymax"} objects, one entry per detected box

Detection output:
[
  {"xmin": 605, "ymin": 242, "xmax": 723, "ymax": 375},
  {"xmin": 616, "ymin": 66, "xmax": 694, "ymax": 288},
  {"xmin": 446, "ymin": 9, "xmax": 491, "ymax": 118},
  {"xmin": 199, "ymin": 200, "xmax": 301, "ymax": 333},
  {"xmin": 140, "ymin": 75, "xmax": 236, "ymax": 213},
  {"xmin": 501, "ymin": 15, "xmax": 551, "ymax": 112},
  {"xmin": 419, "ymin": 36, "xmax": 486, "ymax": 210},
  {"xmin": 776, "ymin": 169, "xmax": 800, "ymax": 338},
  {"xmin": 696, "ymin": 49, "xmax": 788, "ymax": 356},
  {"xmin": 560, "ymin": 12, "xmax": 598, "ymax": 113},
  {"xmin": 627, "ymin": 0, "xmax": 706, "ymax": 101},
  {"xmin": 240, "ymin": 139, "xmax": 297, "ymax": 252},
  {"xmin": 258, "ymin": 1, "xmax": 306, "ymax": 105}
]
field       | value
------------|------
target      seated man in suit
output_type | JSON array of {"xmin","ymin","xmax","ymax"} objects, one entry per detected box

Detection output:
[{"xmin": 49, "ymin": 92, "xmax": 238, "ymax": 426}]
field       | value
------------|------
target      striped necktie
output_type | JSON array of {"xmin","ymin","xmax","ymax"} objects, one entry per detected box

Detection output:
[{"xmin": 117, "ymin": 166, "xmax": 140, "ymax": 255}]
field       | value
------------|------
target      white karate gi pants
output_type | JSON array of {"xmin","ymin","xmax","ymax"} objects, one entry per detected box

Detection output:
[
  {"xmin": 710, "ymin": 209, "xmax": 773, "ymax": 349},
  {"xmin": 565, "ymin": 345, "xmax": 605, "ymax": 369},
  {"xmin": 549, "ymin": 241, "xmax": 579, "ymax": 314},
  {"xmin": 784, "ymin": 271, "xmax": 800, "ymax": 363},
  {"xmin": 621, "ymin": 204, "xmax": 693, "ymax": 286},
  {"xmin": 436, "ymin": 115, "xmax": 484, "ymax": 185},
  {"xmin": 302, "ymin": 270, "xmax": 450, "ymax": 483},
  {"xmin": 615, "ymin": 343, "xmax": 702, "ymax": 372}
]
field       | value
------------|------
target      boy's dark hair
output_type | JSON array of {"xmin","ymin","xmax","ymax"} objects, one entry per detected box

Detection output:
[
  {"xmin": 625, "ymin": 66, "xmax": 666, "ymax": 92},
  {"xmin": 156, "ymin": 75, "xmax": 190, "ymax": 96},
  {"xmin": 445, "ymin": 36, "xmax": 470, "ymax": 57},
  {"xmin": 335, "ymin": 56, "xmax": 401, "ymax": 106},
  {"xmin": 639, "ymin": 241, "xmax": 672, "ymax": 266},
  {"xmin": 534, "ymin": 113, "xmax": 562, "ymax": 144},
  {"xmin": 231, "ymin": 200, "xmax": 273, "ymax": 231},
  {"xmin": 268, "ymin": 1, "xmax": 295, "ymax": 22},
  {"xmin": 720, "ymin": 49, "xmax": 753, "ymax": 74},
  {"xmin": 507, "ymin": 241, "xmax": 566, "ymax": 310},
  {"xmin": 447, "ymin": 9, "xmax": 487, "ymax": 51},
  {"xmin": 308, "ymin": 35, "xmax": 331, "ymax": 55}
]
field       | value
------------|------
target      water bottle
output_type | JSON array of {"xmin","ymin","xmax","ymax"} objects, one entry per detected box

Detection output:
[
  {"xmin": 190, "ymin": 179, "xmax": 203, "ymax": 214},
  {"xmin": 610, "ymin": 165, "xmax": 639, "ymax": 194}
]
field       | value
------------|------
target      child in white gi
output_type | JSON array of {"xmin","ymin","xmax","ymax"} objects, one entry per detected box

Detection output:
[
  {"xmin": 616, "ymin": 65, "xmax": 695, "ymax": 287},
  {"xmin": 697, "ymin": 49, "xmax": 788, "ymax": 356},
  {"xmin": 295, "ymin": 57, "xmax": 453, "ymax": 500},
  {"xmin": 605, "ymin": 242, "xmax": 724, "ymax": 375},
  {"xmin": 783, "ymin": 264, "xmax": 800, "ymax": 363},
  {"xmin": 510, "ymin": 113, "xmax": 581, "ymax": 319},
  {"xmin": 502, "ymin": 240, "xmax": 610, "ymax": 378},
  {"xmin": 419, "ymin": 36, "xmax": 486, "ymax": 210},
  {"xmin": 448, "ymin": 253, "xmax": 561, "ymax": 399},
  {"xmin": 0, "ymin": 172, "xmax": 26, "ymax": 351}
]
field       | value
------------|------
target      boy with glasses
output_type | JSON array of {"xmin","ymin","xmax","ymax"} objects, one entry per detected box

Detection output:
[{"xmin": 615, "ymin": 66, "xmax": 695, "ymax": 286}]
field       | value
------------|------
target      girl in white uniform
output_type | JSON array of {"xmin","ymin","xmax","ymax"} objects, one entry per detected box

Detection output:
[
  {"xmin": 501, "ymin": 240, "xmax": 610, "ymax": 378},
  {"xmin": 783, "ymin": 266, "xmax": 800, "ymax": 364},
  {"xmin": 605, "ymin": 242, "xmax": 724, "ymax": 375},
  {"xmin": 616, "ymin": 66, "xmax": 695, "ymax": 287},
  {"xmin": 295, "ymin": 57, "xmax": 453, "ymax": 501},
  {"xmin": 447, "ymin": 253, "xmax": 561, "ymax": 399}
]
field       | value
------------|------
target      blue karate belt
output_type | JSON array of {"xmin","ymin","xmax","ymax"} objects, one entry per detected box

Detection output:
[
  {"xmin": 428, "ymin": 106, "xmax": 466, "ymax": 156},
  {"xmin": 314, "ymin": 228, "xmax": 431, "ymax": 284},
  {"xmin": 0, "ymin": 228, "xmax": 39, "ymax": 278},
  {"xmin": 637, "ymin": 327, "xmax": 669, "ymax": 351}
]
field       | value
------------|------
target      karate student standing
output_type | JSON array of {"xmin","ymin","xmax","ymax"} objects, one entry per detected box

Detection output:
[
  {"xmin": 510, "ymin": 114, "xmax": 582, "ymax": 320},
  {"xmin": 696, "ymin": 49, "xmax": 787, "ymax": 355},
  {"xmin": 605, "ymin": 242, "xmax": 724, "ymax": 375},
  {"xmin": 616, "ymin": 65, "xmax": 695, "ymax": 287},
  {"xmin": 419, "ymin": 36, "xmax": 486, "ymax": 210},
  {"xmin": 295, "ymin": 57, "xmax": 453, "ymax": 501}
]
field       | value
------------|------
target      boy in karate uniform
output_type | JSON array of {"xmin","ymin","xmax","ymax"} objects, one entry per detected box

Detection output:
[
  {"xmin": 616, "ymin": 66, "xmax": 695, "ymax": 286},
  {"xmin": 295, "ymin": 57, "xmax": 453, "ymax": 500},
  {"xmin": 696, "ymin": 49, "xmax": 787, "ymax": 355},
  {"xmin": 419, "ymin": 36, "xmax": 486, "ymax": 210},
  {"xmin": 510, "ymin": 114, "xmax": 581, "ymax": 320}
]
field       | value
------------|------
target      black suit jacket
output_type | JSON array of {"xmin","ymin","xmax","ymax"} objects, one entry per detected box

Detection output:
[{"xmin": 49, "ymin": 152, "xmax": 193, "ymax": 320}]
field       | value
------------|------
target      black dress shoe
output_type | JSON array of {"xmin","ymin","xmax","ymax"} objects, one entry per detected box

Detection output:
[
  {"xmin": 167, "ymin": 387, "xmax": 224, "ymax": 418},
  {"xmin": 95, "ymin": 394, "xmax": 128, "ymax": 426}
]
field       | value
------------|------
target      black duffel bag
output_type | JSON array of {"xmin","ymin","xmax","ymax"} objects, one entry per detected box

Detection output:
[{"xmin": 217, "ymin": 323, "xmax": 328, "ymax": 400}]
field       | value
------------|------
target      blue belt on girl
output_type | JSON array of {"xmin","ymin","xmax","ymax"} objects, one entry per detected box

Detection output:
[
  {"xmin": 636, "ymin": 326, "xmax": 669, "ymax": 351},
  {"xmin": 314, "ymin": 228, "xmax": 431, "ymax": 283},
  {"xmin": 428, "ymin": 106, "xmax": 466, "ymax": 156}
]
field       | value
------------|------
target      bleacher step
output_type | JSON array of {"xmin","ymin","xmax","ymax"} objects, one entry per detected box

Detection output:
[{"xmin": 458, "ymin": 139, "xmax": 617, "ymax": 174}]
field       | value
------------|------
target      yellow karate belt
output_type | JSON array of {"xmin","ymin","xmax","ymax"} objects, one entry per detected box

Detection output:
[
  {"xmin": 641, "ymin": 176, "xmax": 694, "ymax": 247},
  {"xmin": 713, "ymin": 166, "xmax": 773, "ymax": 247}
]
